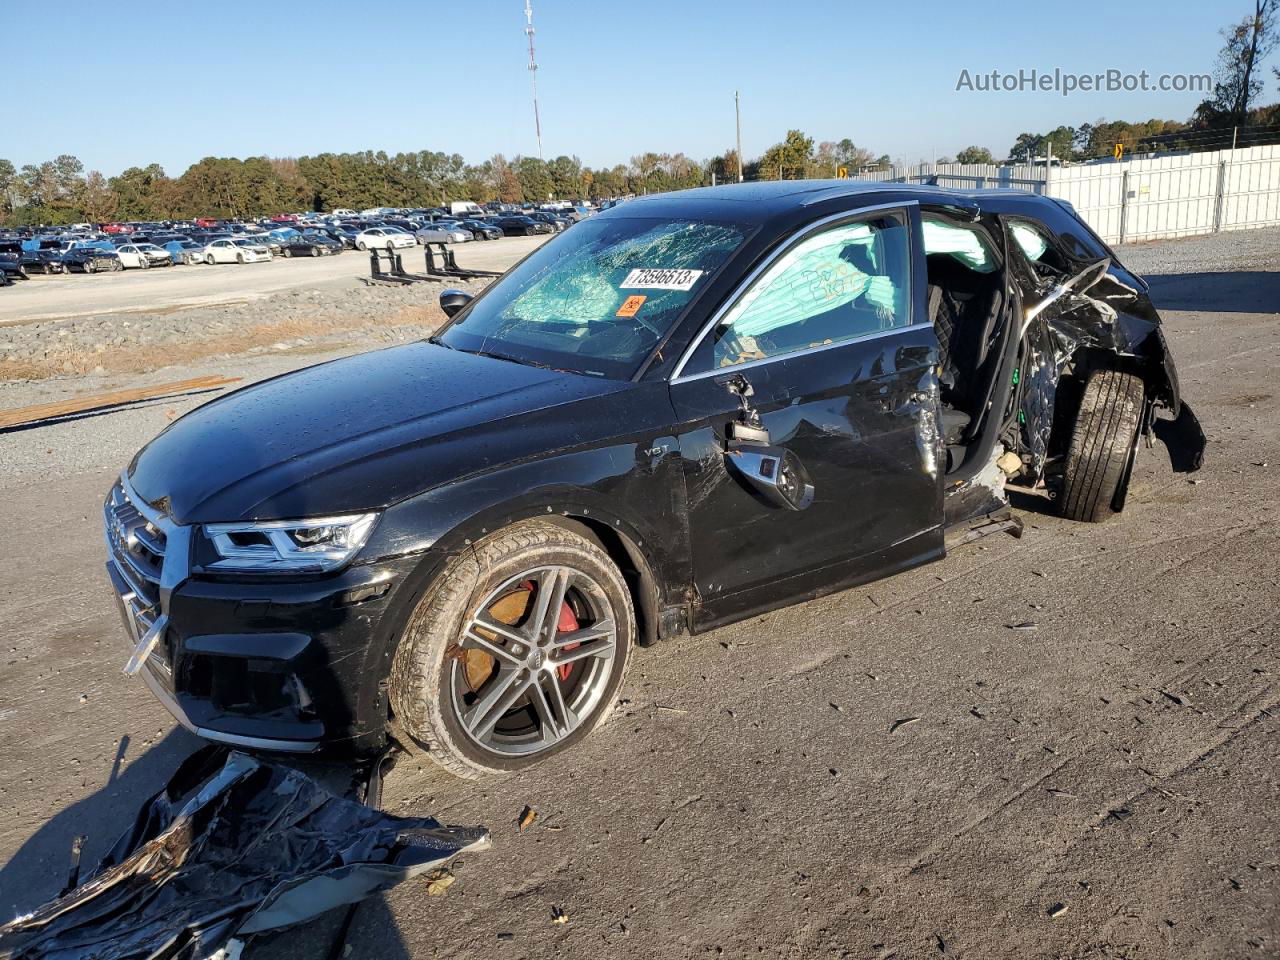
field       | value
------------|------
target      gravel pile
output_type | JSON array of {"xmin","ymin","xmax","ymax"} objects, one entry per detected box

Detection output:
[
  {"xmin": 1116, "ymin": 226, "xmax": 1280, "ymax": 276},
  {"xmin": 0, "ymin": 277, "xmax": 491, "ymax": 382}
]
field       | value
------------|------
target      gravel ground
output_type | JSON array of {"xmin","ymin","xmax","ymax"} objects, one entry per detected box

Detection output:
[
  {"xmin": 0, "ymin": 276, "xmax": 487, "ymax": 382},
  {"xmin": 0, "ymin": 226, "xmax": 1276, "ymax": 960}
]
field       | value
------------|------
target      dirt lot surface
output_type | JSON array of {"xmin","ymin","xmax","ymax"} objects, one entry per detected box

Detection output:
[{"xmin": 0, "ymin": 228, "xmax": 1276, "ymax": 959}]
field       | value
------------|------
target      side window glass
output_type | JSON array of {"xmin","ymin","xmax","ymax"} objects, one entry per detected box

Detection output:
[
  {"xmin": 922, "ymin": 218, "xmax": 998, "ymax": 272},
  {"xmin": 702, "ymin": 213, "xmax": 911, "ymax": 371},
  {"xmin": 1009, "ymin": 219, "xmax": 1071, "ymax": 276}
]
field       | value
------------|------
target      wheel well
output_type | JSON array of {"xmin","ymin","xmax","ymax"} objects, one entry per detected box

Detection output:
[
  {"xmin": 543, "ymin": 515, "xmax": 662, "ymax": 647},
  {"xmin": 1048, "ymin": 348, "xmax": 1157, "ymax": 460}
]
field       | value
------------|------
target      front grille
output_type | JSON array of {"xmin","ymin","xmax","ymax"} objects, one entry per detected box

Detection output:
[
  {"xmin": 105, "ymin": 481, "xmax": 166, "ymax": 602},
  {"xmin": 105, "ymin": 479, "xmax": 171, "ymax": 672}
]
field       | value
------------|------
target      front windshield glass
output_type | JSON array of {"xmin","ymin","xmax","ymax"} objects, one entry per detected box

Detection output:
[{"xmin": 440, "ymin": 216, "xmax": 746, "ymax": 378}]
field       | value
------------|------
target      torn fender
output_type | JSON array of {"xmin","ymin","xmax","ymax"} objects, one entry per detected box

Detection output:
[{"xmin": 0, "ymin": 748, "xmax": 489, "ymax": 960}]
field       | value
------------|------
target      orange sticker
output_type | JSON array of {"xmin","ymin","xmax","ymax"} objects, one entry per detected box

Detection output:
[{"xmin": 616, "ymin": 294, "xmax": 647, "ymax": 318}]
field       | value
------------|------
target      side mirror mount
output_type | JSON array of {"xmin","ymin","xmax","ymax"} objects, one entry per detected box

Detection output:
[
  {"xmin": 439, "ymin": 288, "xmax": 473, "ymax": 318},
  {"xmin": 725, "ymin": 444, "xmax": 815, "ymax": 511}
]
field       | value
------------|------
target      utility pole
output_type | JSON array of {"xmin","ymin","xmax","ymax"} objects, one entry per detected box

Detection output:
[
  {"xmin": 525, "ymin": 0, "xmax": 543, "ymax": 161},
  {"xmin": 735, "ymin": 90, "xmax": 743, "ymax": 182}
]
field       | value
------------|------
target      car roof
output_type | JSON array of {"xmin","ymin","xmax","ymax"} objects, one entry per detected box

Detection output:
[{"xmin": 608, "ymin": 179, "xmax": 1011, "ymax": 226}]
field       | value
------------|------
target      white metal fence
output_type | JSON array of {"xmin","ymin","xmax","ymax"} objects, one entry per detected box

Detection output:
[{"xmin": 847, "ymin": 145, "xmax": 1280, "ymax": 244}]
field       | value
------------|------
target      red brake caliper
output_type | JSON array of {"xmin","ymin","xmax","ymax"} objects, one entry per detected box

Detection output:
[
  {"xmin": 556, "ymin": 599, "xmax": 580, "ymax": 681},
  {"xmin": 518, "ymin": 581, "xmax": 579, "ymax": 681}
]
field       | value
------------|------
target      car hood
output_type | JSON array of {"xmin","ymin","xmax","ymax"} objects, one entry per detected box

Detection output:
[{"xmin": 128, "ymin": 342, "xmax": 632, "ymax": 524}]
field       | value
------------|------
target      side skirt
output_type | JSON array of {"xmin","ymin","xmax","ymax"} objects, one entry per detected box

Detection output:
[{"xmin": 690, "ymin": 526, "xmax": 944, "ymax": 633}]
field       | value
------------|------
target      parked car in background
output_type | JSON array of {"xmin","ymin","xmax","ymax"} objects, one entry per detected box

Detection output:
[
  {"xmin": 0, "ymin": 240, "xmax": 27, "ymax": 281},
  {"xmin": 493, "ymin": 215, "xmax": 553, "ymax": 236},
  {"xmin": 530, "ymin": 211, "xmax": 571, "ymax": 232},
  {"xmin": 458, "ymin": 219, "xmax": 504, "ymax": 241},
  {"xmin": 431, "ymin": 221, "xmax": 473, "ymax": 243},
  {"xmin": 21, "ymin": 238, "xmax": 68, "ymax": 274},
  {"xmin": 63, "ymin": 242, "xmax": 123, "ymax": 273},
  {"xmin": 115, "ymin": 243, "xmax": 173, "ymax": 269},
  {"xmin": 280, "ymin": 234, "xmax": 341, "ymax": 257},
  {"xmin": 326, "ymin": 225, "xmax": 362, "ymax": 249},
  {"xmin": 202, "ymin": 238, "xmax": 271, "ymax": 264},
  {"xmin": 164, "ymin": 239, "xmax": 207, "ymax": 265},
  {"xmin": 356, "ymin": 227, "xmax": 416, "ymax": 251}
]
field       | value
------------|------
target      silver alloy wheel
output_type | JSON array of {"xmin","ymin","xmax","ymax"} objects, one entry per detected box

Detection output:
[{"xmin": 451, "ymin": 565, "xmax": 618, "ymax": 758}]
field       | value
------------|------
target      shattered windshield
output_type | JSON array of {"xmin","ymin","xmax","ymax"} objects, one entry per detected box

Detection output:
[{"xmin": 439, "ymin": 217, "xmax": 747, "ymax": 378}]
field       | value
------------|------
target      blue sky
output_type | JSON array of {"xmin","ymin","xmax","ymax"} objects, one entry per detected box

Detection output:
[{"xmin": 6, "ymin": 0, "xmax": 1246, "ymax": 176}]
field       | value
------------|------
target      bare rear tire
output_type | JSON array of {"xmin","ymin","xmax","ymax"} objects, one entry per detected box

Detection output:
[
  {"xmin": 1059, "ymin": 369, "xmax": 1145, "ymax": 523},
  {"xmin": 390, "ymin": 519, "xmax": 634, "ymax": 780}
]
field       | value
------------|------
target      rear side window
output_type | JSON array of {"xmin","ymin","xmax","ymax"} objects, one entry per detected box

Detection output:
[
  {"xmin": 922, "ymin": 218, "xmax": 998, "ymax": 273},
  {"xmin": 1009, "ymin": 219, "xmax": 1072, "ymax": 275}
]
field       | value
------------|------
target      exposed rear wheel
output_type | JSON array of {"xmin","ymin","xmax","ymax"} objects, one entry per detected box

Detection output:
[
  {"xmin": 390, "ymin": 520, "xmax": 634, "ymax": 779},
  {"xmin": 1059, "ymin": 369, "xmax": 1146, "ymax": 523}
]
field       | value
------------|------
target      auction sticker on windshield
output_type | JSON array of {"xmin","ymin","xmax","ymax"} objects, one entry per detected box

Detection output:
[
  {"xmin": 616, "ymin": 295, "xmax": 647, "ymax": 317},
  {"xmin": 620, "ymin": 268, "xmax": 703, "ymax": 291}
]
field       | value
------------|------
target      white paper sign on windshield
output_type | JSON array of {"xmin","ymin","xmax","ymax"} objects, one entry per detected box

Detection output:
[{"xmin": 619, "ymin": 268, "xmax": 704, "ymax": 291}]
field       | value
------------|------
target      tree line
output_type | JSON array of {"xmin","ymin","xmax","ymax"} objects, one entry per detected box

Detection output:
[{"xmin": 0, "ymin": 139, "xmax": 898, "ymax": 226}]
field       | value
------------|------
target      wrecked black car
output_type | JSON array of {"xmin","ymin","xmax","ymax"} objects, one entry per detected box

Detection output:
[{"xmin": 106, "ymin": 181, "xmax": 1204, "ymax": 777}]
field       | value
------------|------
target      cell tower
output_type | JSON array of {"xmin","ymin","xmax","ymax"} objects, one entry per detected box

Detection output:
[{"xmin": 524, "ymin": 0, "xmax": 543, "ymax": 160}]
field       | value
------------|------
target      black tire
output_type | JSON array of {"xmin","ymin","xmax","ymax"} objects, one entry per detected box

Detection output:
[
  {"xmin": 357, "ymin": 241, "xmax": 367, "ymax": 251},
  {"xmin": 139, "ymin": 257, "xmax": 150, "ymax": 270},
  {"xmin": 236, "ymin": 253, "xmax": 245, "ymax": 264},
  {"xmin": 84, "ymin": 261, "xmax": 95, "ymax": 274},
  {"xmin": 283, "ymin": 247, "xmax": 292, "ymax": 258},
  {"xmin": 390, "ymin": 519, "xmax": 634, "ymax": 779},
  {"xmin": 1059, "ymin": 369, "xmax": 1145, "ymax": 523}
]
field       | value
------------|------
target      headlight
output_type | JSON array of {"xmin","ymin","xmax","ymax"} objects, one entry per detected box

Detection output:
[{"xmin": 204, "ymin": 513, "xmax": 378, "ymax": 572}]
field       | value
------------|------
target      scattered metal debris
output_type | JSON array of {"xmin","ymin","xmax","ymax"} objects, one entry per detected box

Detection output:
[
  {"xmin": 889, "ymin": 717, "xmax": 921, "ymax": 734},
  {"xmin": 517, "ymin": 806, "xmax": 538, "ymax": 833},
  {"xmin": 551, "ymin": 906, "xmax": 569, "ymax": 925},
  {"xmin": 0, "ymin": 747, "xmax": 489, "ymax": 960},
  {"xmin": 1047, "ymin": 902, "xmax": 1069, "ymax": 918},
  {"xmin": 1006, "ymin": 621, "xmax": 1039, "ymax": 631},
  {"xmin": 425, "ymin": 870, "xmax": 456, "ymax": 897}
]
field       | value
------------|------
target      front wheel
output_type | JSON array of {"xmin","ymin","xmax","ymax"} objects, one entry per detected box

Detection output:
[
  {"xmin": 205, "ymin": 253, "xmax": 216, "ymax": 265},
  {"xmin": 390, "ymin": 520, "xmax": 634, "ymax": 779},
  {"xmin": 283, "ymin": 247, "xmax": 292, "ymax": 258},
  {"xmin": 84, "ymin": 261, "xmax": 95, "ymax": 274},
  {"xmin": 236, "ymin": 253, "xmax": 245, "ymax": 264},
  {"xmin": 1059, "ymin": 369, "xmax": 1146, "ymax": 522},
  {"xmin": 139, "ymin": 257, "xmax": 150, "ymax": 269},
  {"xmin": 357, "ymin": 241, "xmax": 367, "ymax": 251}
]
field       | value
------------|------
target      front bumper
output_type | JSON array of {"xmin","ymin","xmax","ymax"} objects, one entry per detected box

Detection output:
[{"xmin": 104, "ymin": 474, "xmax": 420, "ymax": 753}]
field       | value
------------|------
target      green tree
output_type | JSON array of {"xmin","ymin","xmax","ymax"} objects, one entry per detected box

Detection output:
[
  {"xmin": 759, "ymin": 130, "xmax": 815, "ymax": 180},
  {"xmin": 0, "ymin": 158, "xmax": 15, "ymax": 219},
  {"xmin": 109, "ymin": 164, "xmax": 170, "ymax": 219},
  {"xmin": 832, "ymin": 138, "xmax": 878, "ymax": 170},
  {"xmin": 513, "ymin": 156, "xmax": 552, "ymax": 202},
  {"xmin": 954, "ymin": 145, "xmax": 995, "ymax": 164},
  {"xmin": 1195, "ymin": 0, "xmax": 1279, "ymax": 126}
]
